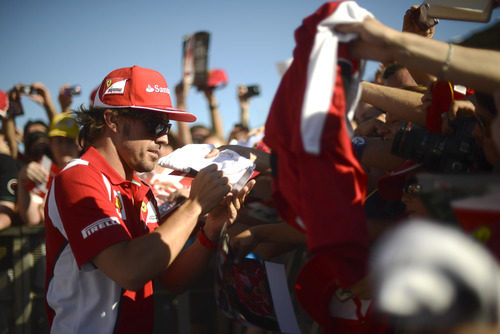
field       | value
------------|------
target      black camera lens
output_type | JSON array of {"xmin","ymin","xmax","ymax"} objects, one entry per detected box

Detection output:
[
  {"xmin": 391, "ymin": 119, "xmax": 488, "ymax": 173},
  {"xmin": 392, "ymin": 122, "xmax": 445, "ymax": 171}
]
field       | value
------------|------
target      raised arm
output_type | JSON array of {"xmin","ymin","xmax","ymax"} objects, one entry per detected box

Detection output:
[
  {"xmin": 336, "ymin": 17, "xmax": 500, "ymax": 95},
  {"xmin": 361, "ymin": 81, "xmax": 426, "ymax": 126},
  {"xmin": 174, "ymin": 79, "xmax": 193, "ymax": 146},
  {"xmin": 30, "ymin": 82, "xmax": 58, "ymax": 122},
  {"xmin": 203, "ymin": 86, "xmax": 225, "ymax": 142}
]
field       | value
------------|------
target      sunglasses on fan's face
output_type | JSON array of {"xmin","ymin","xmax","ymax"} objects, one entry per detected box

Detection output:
[{"xmin": 121, "ymin": 109, "xmax": 171, "ymax": 138}]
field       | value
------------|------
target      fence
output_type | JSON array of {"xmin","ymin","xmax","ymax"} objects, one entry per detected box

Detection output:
[
  {"xmin": 0, "ymin": 225, "xmax": 48, "ymax": 334},
  {"xmin": 0, "ymin": 225, "xmax": 315, "ymax": 334}
]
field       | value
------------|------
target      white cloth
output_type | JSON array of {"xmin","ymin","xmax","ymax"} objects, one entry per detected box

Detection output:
[
  {"xmin": 158, "ymin": 144, "xmax": 255, "ymax": 191},
  {"xmin": 301, "ymin": 1, "xmax": 372, "ymax": 154}
]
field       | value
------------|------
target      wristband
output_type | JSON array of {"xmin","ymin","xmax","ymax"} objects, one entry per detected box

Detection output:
[
  {"xmin": 197, "ymin": 227, "xmax": 218, "ymax": 249},
  {"xmin": 351, "ymin": 135, "xmax": 367, "ymax": 161},
  {"xmin": 439, "ymin": 43, "xmax": 454, "ymax": 80}
]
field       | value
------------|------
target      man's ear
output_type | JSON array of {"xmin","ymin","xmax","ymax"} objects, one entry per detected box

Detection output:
[{"xmin": 103, "ymin": 109, "xmax": 119, "ymax": 133}]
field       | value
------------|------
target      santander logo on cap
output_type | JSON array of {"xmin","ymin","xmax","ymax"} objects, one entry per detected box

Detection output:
[
  {"xmin": 93, "ymin": 65, "xmax": 197, "ymax": 123},
  {"xmin": 145, "ymin": 84, "xmax": 170, "ymax": 94}
]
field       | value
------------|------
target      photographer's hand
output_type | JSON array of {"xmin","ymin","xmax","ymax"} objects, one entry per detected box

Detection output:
[
  {"xmin": 354, "ymin": 117, "xmax": 389, "ymax": 138},
  {"xmin": 30, "ymin": 82, "xmax": 58, "ymax": 122},
  {"xmin": 203, "ymin": 85, "xmax": 224, "ymax": 141},
  {"xmin": 237, "ymin": 85, "xmax": 250, "ymax": 128},
  {"xmin": 402, "ymin": 5, "xmax": 436, "ymax": 39},
  {"xmin": 58, "ymin": 84, "xmax": 73, "ymax": 114},
  {"xmin": 442, "ymin": 99, "xmax": 476, "ymax": 135}
]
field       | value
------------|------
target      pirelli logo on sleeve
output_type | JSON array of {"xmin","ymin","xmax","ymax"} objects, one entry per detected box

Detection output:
[{"xmin": 81, "ymin": 217, "xmax": 121, "ymax": 239}]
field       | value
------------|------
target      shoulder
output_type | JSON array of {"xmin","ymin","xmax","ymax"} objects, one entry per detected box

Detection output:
[{"xmin": 55, "ymin": 157, "xmax": 105, "ymax": 190}]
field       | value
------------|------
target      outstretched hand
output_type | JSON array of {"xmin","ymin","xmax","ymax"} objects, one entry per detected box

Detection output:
[
  {"xmin": 203, "ymin": 178, "xmax": 256, "ymax": 240},
  {"xmin": 336, "ymin": 17, "xmax": 399, "ymax": 64},
  {"xmin": 29, "ymin": 82, "xmax": 52, "ymax": 107}
]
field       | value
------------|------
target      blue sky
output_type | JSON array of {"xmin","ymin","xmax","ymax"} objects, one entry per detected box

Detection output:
[{"xmin": 1, "ymin": 0, "xmax": 499, "ymax": 139}]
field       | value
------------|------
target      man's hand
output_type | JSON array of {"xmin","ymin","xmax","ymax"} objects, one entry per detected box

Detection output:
[
  {"xmin": 335, "ymin": 17, "xmax": 399, "ymax": 64},
  {"xmin": 203, "ymin": 179, "xmax": 255, "ymax": 241},
  {"xmin": 175, "ymin": 78, "xmax": 191, "ymax": 109},
  {"xmin": 229, "ymin": 226, "xmax": 259, "ymax": 262},
  {"xmin": 29, "ymin": 82, "xmax": 53, "ymax": 107},
  {"xmin": 188, "ymin": 164, "xmax": 231, "ymax": 216},
  {"xmin": 18, "ymin": 161, "xmax": 48, "ymax": 186},
  {"xmin": 58, "ymin": 84, "xmax": 73, "ymax": 113},
  {"xmin": 442, "ymin": 99, "xmax": 476, "ymax": 135},
  {"xmin": 402, "ymin": 5, "xmax": 436, "ymax": 38}
]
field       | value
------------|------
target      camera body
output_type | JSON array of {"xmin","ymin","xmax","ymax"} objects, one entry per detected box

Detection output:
[
  {"xmin": 64, "ymin": 85, "xmax": 82, "ymax": 97},
  {"xmin": 391, "ymin": 116, "xmax": 489, "ymax": 173},
  {"xmin": 19, "ymin": 85, "xmax": 36, "ymax": 95},
  {"xmin": 244, "ymin": 85, "xmax": 260, "ymax": 98}
]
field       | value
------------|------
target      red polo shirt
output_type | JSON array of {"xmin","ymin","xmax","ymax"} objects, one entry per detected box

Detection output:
[{"xmin": 44, "ymin": 147, "xmax": 160, "ymax": 334}]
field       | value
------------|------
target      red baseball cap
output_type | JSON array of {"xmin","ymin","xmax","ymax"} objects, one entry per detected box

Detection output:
[
  {"xmin": 207, "ymin": 69, "xmax": 228, "ymax": 88},
  {"xmin": 89, "ymin": 86, "xmax": 99, "ymax": 107},
  {"xmin": 93, "ymin": 65, "xmax": 196, "ymax": 122},
  {"xmin": 0, "ymin": 89, "xmax": 9, "ymax": 118}
]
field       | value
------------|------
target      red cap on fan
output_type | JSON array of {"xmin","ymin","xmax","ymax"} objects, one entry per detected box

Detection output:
[
  {"xmin": 207, "ymin": 69, "xmax": 228, "ymax": 88},
  {"xmin": 0, "ymin": 90, "xmax": 8, "ymax": 118}
]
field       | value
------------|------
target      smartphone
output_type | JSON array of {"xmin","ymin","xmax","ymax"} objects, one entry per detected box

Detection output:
[
  {"xmin": 423, "ymin": 0, "xmax": 494, "ymax": 22},
  {"xmin": 418, "ymin": 3, "xmax": 439, "ymax": 29},
  {"xmin": 64, "ymin": 85, "xmax": 82, "ymax": 97}
]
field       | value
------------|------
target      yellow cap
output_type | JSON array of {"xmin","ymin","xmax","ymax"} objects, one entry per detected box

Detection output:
[{"xmin": 48, "ymin": 113, "xmax": 79, "ymax": 139}]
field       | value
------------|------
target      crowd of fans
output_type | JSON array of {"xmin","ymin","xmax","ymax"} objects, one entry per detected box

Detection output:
[{"xmin": 1, "ymin": 1, "xmax": 500, "ymax": 333}]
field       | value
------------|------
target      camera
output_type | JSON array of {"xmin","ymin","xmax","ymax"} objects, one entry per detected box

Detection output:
[
  {"xmin": 64, "ymin": 85, "xmax": 82, "ymax": 97},
  {"xmin": 19, "ymin": 85, "xmax": 36, "ymax": 95},
  {"xmin": 391, "ymin": 115, "xmax": 490, "ymax": 173},
  {"xmin": 244, "ymin": 85, "xmax": 260, "ymax": 98}
]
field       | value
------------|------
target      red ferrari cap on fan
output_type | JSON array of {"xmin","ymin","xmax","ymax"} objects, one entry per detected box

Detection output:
[
  {"xmin": 0, "ymin": 90, "xmax": 9, "ymax": 118},
  {"xmin": 93, "ymin": 65, "xmax": 197, "ymax": 122}
]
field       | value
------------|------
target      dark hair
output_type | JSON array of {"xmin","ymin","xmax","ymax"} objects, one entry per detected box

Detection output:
[
  {"xmin": 23, "ymin": 120, "xmax": 48, "ymax": 137},
  {"xmin": 232, "ymin": 123, "xmax": 249, "ymax": 132},
  {"xmin": 190, "ymin": 124, "xmax": 211, "ymax": 144},
  {"xmin": 382, "ymin": 63, "xmax": 406, "ymax": 80},
  {"xmin": 23, "ymin": 130, "xmax": 52, "ymax": 162},
  {"xmin": 74, "ymin": 105, "xmax": 117, "ymax": 149}
]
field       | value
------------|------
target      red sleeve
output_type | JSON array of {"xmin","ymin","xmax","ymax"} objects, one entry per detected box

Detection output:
[{"xmin": 51, "ymin": 165, "xmax": 131, "ymax": 268}]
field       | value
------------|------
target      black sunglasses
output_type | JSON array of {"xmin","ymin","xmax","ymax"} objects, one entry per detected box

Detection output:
[{"xmin": 121, "ymin": 110, "xmax": 171, "ymax": 138}]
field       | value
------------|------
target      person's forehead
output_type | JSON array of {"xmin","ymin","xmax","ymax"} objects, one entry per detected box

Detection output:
[
  {"xmin": 27, "ymin": 123, "xmax": 48, "ymax": 133},
  {"xmin": 50, "ymin": 136, "xmax": 76, "ymax": 143}
]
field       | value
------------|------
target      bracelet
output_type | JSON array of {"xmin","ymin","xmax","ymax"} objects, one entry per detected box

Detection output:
[
  {"xmin": 439, "ymin": 43, "xmax": 454, "ymax": 80},
  {"xmin": 351, "ymin": 135, "xmax": 367, "ymax": 161},
  {"xmin": 197, "ymin": 227, "xmax": 218, "ymax": 249}
]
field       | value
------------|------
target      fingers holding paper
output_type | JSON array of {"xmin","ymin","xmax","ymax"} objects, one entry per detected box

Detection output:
[{"xmin": 204, "ymin": 178, "xmax": 256, "ymax": 241}]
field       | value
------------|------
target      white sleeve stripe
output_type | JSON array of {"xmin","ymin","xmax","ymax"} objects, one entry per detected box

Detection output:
[
  {"xmin": 102, "ymin": 174, "xmax": 112, "ymax": 201},
  {"xmin": 47, "ymin": 179, "xmax": 68, "ymax": 240}
]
